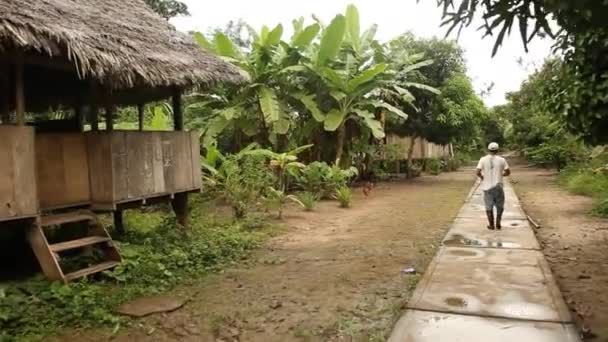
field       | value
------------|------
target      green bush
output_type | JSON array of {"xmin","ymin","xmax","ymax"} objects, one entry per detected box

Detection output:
[
  {"xmin": 558, "ymin": 151, "xmax": 608, "ymax": 217},
  {"xmin": 295, "ymin": 162, "xmax": 357, "ymax": 198},
  {"xmin": 0, "ymin": 198, "xmax": 274, "ymax": 340},
  {"xmin": 426, "ymin": 158, "xmax": 443, "ymax": 175},
  {"xmin": 334, "ymin": 187, "xmax": 353, "ymax": 208},
  {"xmin": 297, "ymin": 192, "xmax": 319, "ymax": 211}
]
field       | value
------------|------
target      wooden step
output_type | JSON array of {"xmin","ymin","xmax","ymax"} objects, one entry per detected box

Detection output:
[
  {"xmin": 64, "ymin": 261, "xmax": 120, "ymax": 281},
  {"xmin": 41, "ymin": 212, "xmax": 95, "ymax": 227},
  {"xmin": 49, "ymin": 236, "xmax": 111, "ymax": 253}
]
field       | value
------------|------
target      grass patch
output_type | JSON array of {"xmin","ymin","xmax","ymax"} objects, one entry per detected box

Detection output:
[
  {"xmin": 558, "ymin": 154, "xmax": 608, "ymax": 218},
  {"xmin": 0, "ymin": 195, "xmax": 277, "ymax": 341}
]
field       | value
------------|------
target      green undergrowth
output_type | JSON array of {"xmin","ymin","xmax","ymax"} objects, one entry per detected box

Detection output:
[
  {"xmin": 557, "ymin": 153, "xmax": 608, "ymax": 218},
  {"xmin": 0, "ymin": 195, "xmax": 278, "ymax": 341}
]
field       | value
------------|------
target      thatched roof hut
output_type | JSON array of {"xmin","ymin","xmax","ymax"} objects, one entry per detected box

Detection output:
[{"xmin": 0, "ymin": 0, "xmax": 244, "ymax": 110}]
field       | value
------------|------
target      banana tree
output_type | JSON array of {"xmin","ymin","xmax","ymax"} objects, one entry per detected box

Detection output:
[
  {"xmin": 191, "ymin": 20, "xmax": 320, "ymax": 148},
  {"xmin": 288, "ymin": 5, "xmax": 437, "ymax": 165}
]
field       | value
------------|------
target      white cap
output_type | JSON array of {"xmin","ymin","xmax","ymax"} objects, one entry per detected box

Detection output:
[{"xmin": 488, "ymin": 142, "xmax": 499, "ymax": 151}]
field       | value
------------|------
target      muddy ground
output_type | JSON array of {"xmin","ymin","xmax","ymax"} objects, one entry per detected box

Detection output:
[
  {"xmin": 55, "ymin": 169, "xmax": 473, "ymax": 342},
  {"xmin": 512, "ymin": 164, "xmax": 608, "ymax": 341}
]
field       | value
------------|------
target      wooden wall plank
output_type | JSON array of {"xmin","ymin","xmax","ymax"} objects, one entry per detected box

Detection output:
[
  {"xmin": 0, "ymin": 133, "xmax": 15, "ymax": 218},
  {"xmin": 190, "ymin": 132, "xmax": 202, "ymax": 189},
  {"xmin": 161, "ymin": 132, "xmax": 175, "ymax": 193},
  {"xmin": 112, "ymin": 131, "xmax": 128, "ymax": 201},
  {"xmin": 86, "ymin": 132, "xmax": 114, "ymax": 205},
  {"xmin": 151, "ymin": 132, "xmax": 166, "ymax": 194},
  {"xmin": 0, "ymin": 126, "xmax": 37, "ymax": 219}
]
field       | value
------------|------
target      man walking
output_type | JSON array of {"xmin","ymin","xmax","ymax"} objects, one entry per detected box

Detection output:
[{"xmin": 476, "ymin": 142, "xmax": 510, "ymax": 230}]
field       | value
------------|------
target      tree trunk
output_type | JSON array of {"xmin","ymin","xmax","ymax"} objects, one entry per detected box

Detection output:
[
  {"xmin": 334, "ymin": 125, "xmax": 346, "ymax": 166},
  {"xmin": 406, "ymin": 136, "xmax": 417, "ymax": 178}
]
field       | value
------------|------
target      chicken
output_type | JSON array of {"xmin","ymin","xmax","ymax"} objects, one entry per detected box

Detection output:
[{"xmin": 362, "ymin": 182, "xmax": 374, "ymax": 197}]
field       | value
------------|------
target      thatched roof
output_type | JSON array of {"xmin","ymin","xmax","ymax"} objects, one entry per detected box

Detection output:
[{"xmin": 0, "ymin": 0, "xmax": 245, "ymax": 90}]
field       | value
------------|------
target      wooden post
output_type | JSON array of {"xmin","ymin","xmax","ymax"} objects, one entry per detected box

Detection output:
[
  {"xmin": 90, "ymin": 105, "xmax": 99, "ymax": 131},
  {"xmin": 0, "ymin": 64, "xmax": 9, "ymax": 123},
  {"xmin": 15, "ymin": 61, "xmax": 25, "ymax": 125},
  {"xmin": 137, "ymin": 104, "xmax": 144, "ymax": 131},
  {"xmin": 74, "ymin": 103, "xmax": 84, "ymax": 132},
  {"xmin": 171, "ymin": 87, "xmax": 188, "ymax": 227},
  {"xmin": 113, "ymin": 210, "xmax": 125, "ymax": 234},
  {"xmin": 172, "ymin": 88, "xmax": 183, "ymax": 131},
  {"xmin": 105, "ymin": 105, "xmax": 114, "ymax": 131}
]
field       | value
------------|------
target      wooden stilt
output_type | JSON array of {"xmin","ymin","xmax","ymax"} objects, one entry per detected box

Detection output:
[
  {"xmin": 113, "ymin": 210, "xmax": 125, "ymax": 234},
  {"xmin": 105, "ymin": 105, "xmax": 114, "ymax": 131},
  {"xmin": 172, "ymin": 193, "xmax": 189, "ymax": 227},
  {"xmin": 15, "ymin": 60, "xmax": 25, "ymax": 125},
  {"xmin": 137, "ymin": 104, "xmax": 144, "ymax": 131},
  {"xmin": 171, "ymin": 87, "xmax": 189, "ymax": 227}
]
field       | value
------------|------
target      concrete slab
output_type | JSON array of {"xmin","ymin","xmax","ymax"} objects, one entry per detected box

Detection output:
[
  {"xmin": 388, "ymin": 310, "xmax": 580, "ymax": 342},
  {"xmin": 408, "ymin": 248, "xmax": 571, "ymax": 322},
  {"xmin": 438, "ymin": 246, "xmax": 541, "ymax": 266},
  {"xmin": 443, "ymin": 217, "xmax": 540, "ymax": 250}
]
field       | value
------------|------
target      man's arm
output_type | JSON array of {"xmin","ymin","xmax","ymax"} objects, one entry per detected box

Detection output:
[
  {"xmin": 476, "ymin": 158, "xmax": 484, "ymax": 180},
  {"xmin": 503, "ymin": 158, "xmax": 511, "ymax": 177}
]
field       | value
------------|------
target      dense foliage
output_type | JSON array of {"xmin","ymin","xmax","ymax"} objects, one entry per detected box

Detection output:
[
  {"xmin": 145, "ymin": 0, "xmax": 189, "ymax": 20},
  {"xmin": 434, "ymin": 0, "xmax": 608, "ymax": 144},
  {"xmin": 188, "ymin": 5, "xmax": 485, "ymax": 169}
]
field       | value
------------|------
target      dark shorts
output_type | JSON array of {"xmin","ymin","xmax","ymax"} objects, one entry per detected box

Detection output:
[{"xmin": 483, "ymin": 185, "xmax": 505, "ymax": 211}]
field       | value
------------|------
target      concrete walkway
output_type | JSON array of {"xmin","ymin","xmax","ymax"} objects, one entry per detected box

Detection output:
[{"xmin": 389, "ymin": 178, "xmax": 581, "ymax": 341}]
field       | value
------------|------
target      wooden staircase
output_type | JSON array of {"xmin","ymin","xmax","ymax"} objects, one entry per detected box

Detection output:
[{"xmin": 27, "ymin": 210, "xmax": 121, "ymax": 283}]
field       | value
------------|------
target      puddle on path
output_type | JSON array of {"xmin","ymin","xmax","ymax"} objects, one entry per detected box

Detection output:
[
  {"xmin": 443, "ymin": 234, "xmax": 521, "ymax": 249},
  {"xmin": 446, "ymin": 249, "xmax": 478, "ymax": 257},
  {"xmin": 444, "ymin": 297, "xmax": 468, "ymax": 308}
]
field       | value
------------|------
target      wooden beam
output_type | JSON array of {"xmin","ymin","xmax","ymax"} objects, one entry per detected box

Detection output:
[
  {"xmin": 137, "ymin": 104, "xmax": 144, "ymax": 131},
  {"xmin": 15, "ymin": 60, "xmax": 25, "ymax": 125},
  {"xmin": 172, "ymin": 88, "xmax": 183, "ymax": 131},
  {"xmin": 105, "ymin": 105, "xmax": 114, "ymax": 131}
]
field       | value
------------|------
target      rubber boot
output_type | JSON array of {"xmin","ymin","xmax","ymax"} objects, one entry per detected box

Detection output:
[
  {"xmin": 496, "ymin": 208, "xmax": 503, "ymax": 230},
  {"xmin": 486, "ymin": 210, "xmax": 495, "ymax": 230}
]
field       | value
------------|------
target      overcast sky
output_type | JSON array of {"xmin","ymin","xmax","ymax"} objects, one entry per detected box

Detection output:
[{"xmin": 171, "ymin": 0, "xmax": 554, "ymax": 107}]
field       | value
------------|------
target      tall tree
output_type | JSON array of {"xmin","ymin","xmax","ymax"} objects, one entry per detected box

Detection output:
[
  {"xmin": 145, "ymin": 0, "xmax": 189, "ymax": 20},
  {"xmin": 432, "ymin": 0, "xmax": 608, "ymax": 144}
]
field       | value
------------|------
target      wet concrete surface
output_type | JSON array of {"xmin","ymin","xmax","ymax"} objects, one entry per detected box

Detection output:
[
  {"xmin": 389, "ymin": 180, "xmax": 580, "ymax": 341},
  {"xmin": 443, "ymin": 217, "xmax": 540, "ymax": 250},
  {"xmin": 389, "ymin": 311, "xmax": 580, "ymax": 342}
]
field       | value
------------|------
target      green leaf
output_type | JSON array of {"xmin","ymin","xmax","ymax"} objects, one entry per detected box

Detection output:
[
  {"xmin": 375, "ymin": 102, "xmax": 408, "ymax": 120},
  {"xmin": 347, "ymin": 63, "xmax": 387, "ymax": 92},
  {"xmin": 354, "ymin": 109, "xmax": 385, "ymax": 139},
  {"xmin": 360, "ymin": 24, "xmax": 378, "ymax": 50},
  {"xmin": 214, "ymin": 32, "xmax": 239, "ymax": 59},
  {"xmin": 299, "ymin": 95, "xmax": 326, "ymax": 122},
  {"xmin": 324, "ymin": 109, "xmax": 347, "ymax": 131},
  {"xmin": 267, "ymin": 24, "xmax": 284, "ymax": 46},
  {"xmin": 345, "ymin": 4, "xmax": 361, "ymax": 52},
  {"xmin": 203, "ymin": 115, "xmax": 230, "ymax": 146},
  {"xmin": 404, "ymin": 82, "xmax": 441, "ymax": 95},
  {"xmin": 238, "ymin": 118, "xmax": 258, "ymax": 136},
  {"xmin": 287, "ymin": 144, "xmax": 314, "ymax": 156},
  {"xmin": 273, "ymin": 118, "xmax": 290, "ymax": 135},
  {"xmin": 330, "ymin": 90, "xmax": 347, "ymax": 102},
  {"xmin": 219, "ymin": 107, "xmax": 238, "ymax": 120},
  {"xmin": 316, "ymin": 15, "xmax": 346, "ymax": 65},
  {"xmin": 293, "ymin": 23, "xmax": 321, "ymax": 48},
  {"xmin": 400, "ymin": 59, "xmax": 434, "ymax": 73},
  {"xmin": 258, "ymin": 87, "xmax": 281, "ymax": 124},
  {"xmin": 319, "ymin": 67, "xmax": 345, "ymax": 89},
  {"xmin": 193, "ymin": 32, "xmax": 213, "ymax": 51}
]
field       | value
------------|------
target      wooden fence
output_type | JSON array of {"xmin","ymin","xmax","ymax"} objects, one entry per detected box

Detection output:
[{"xmin": 383, "ymin": 134, "xmax": 453, "ymax": 160}]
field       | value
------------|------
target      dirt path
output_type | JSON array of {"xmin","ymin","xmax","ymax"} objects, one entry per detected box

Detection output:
[
  {"xmin": 512, "ymin": 164, "xmax": 608, "ymax": 341},
  {"xmin": 59, "ymin": 170, "xmax": 473, "ymax": 342}
]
